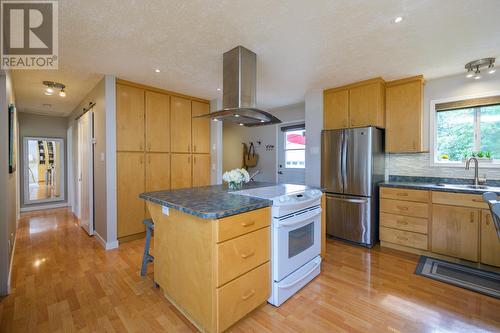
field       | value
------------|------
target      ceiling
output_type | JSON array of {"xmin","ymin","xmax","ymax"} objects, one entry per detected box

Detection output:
[{"xmin": 12, "ymin": 0, "xmax": 500, "ymax": 117}]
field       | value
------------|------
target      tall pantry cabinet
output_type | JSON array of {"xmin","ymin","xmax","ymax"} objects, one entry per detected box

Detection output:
[{"xmin": 116, "ymin": 80, "xmax": 211, "ymax": 241}]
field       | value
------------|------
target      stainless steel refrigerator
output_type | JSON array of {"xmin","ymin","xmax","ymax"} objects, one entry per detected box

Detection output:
[{"xmin": 321, "ymin": 127, "xmax": 385, "ymax": 247}]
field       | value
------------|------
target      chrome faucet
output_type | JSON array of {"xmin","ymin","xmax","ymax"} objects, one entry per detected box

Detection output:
[{"xmin": 465, "ymin": 157, "xmax": 480, "ymax": 186}]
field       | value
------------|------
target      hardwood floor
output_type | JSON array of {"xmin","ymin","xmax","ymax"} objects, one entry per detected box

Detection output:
[{"xmin": 1, "ymin": 208, "xmax": 499, "ymax": 332}]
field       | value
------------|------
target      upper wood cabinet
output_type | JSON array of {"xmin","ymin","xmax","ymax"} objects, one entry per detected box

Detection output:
[
  {"xmin": 431, "ymin": 204, "xmax": 479, "ymax": 262},
  {"xmin": 349, "ymin": 81, "xmax": 385, "ymax": 128},
  {"xmin": 171, "ymin": 97, "xmax": 192, "ymax": 153},
  {"xmin": 117, "ymin": 152, "xmax": 145, "ymax": 238},
  {"xmin": 192, "ymin": 154, "xmax": 211, "ymax": 187},
  {"xmin": 323, "ymin": 78, "xmax": 385, "ymax": 130},
  {"xmin": 480, "ymin": 210, "xmax": 500, "ymax": 267},
  {"xmin": 324, "ymin": 90, "xmax": 349, "ymax": 130},
  {"xmin": 171, "ymin": 153, "xmax": 192, "ymax": 189},
  {"xmin": 116, "ymin": 84, "xmax": 145, "ymax": 151},
  {"xmin": 146, "ymin": 91, "xmax": 170, "ymax": 152},
  {"xmin": 386, "ymin": 76, "xmax": 425, "ymax": 153},
  {"xmin": 192, "ymin": 101, "xmax": 211, "ymax": 154}
]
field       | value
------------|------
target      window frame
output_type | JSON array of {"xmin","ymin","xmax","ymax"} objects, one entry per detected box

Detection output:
[
  {"xmin": 430, "ymin": 91, "xmax": 500, "ymax": 168},
  {"xmin": 283, "ymin": 128, "xmax": 306, "ymax": 169}
]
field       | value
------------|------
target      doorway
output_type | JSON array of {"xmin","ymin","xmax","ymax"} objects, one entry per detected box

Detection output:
[
  {"xmin": 23, "ymin": 137, "xmax": 65, "ymax": 205},
  {"xmin": 77, "ymin": 111, "xmax": 94, "ymax": 236},
  {"xmin": 277, "ymin": 122, "xmax": 306, "ymax": 184}
]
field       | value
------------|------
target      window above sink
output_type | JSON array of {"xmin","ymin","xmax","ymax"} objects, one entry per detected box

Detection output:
[{"xmin": 430, "ymin": 92, "xmax": 500, "ymax": 168}]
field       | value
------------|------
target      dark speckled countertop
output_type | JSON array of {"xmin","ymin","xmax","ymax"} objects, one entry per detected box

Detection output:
[
  {"xmin": 140, "ymin": 182, "xmax": 324, "ymax": 219},
  {"xmin": 381, "ymin": 176, "xmax": 500, "ymax": 195}
]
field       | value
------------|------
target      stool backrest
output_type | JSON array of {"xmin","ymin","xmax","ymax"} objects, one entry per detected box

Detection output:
[{"xmin": 483, "ymin": 192, "xmax": 500, "ymax": 240}]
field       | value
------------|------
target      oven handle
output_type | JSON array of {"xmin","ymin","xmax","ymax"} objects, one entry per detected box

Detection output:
[
  {"xmin": 278, "ymin": 208, "xmax": 322, "ymax": 228},
  {"xmin": 278, "ymin": 258, "xmax": 322, "ymax": 289}
]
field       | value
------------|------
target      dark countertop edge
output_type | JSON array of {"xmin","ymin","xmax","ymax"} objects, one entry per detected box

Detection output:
[
  {"xmin": 139, "ymin": 193, "xmax": 273, "ymax": 219},
  {"xmin": 380, "ymin": 182, "xmax": 500, "ymax": 195}
]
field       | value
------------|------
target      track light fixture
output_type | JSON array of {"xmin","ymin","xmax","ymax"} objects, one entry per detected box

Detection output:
[
  {"xmin": 43, "ymin": 81, "xmax": 67, "ymax": 97},
  {"xmin": 465, "ymin": 58, "xmax": 495, "ymax": 80}
]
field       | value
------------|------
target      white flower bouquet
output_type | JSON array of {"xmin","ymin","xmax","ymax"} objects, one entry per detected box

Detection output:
[{"xmin": 223, "ymin": 168, "xmax": 250, "ymax": 190}]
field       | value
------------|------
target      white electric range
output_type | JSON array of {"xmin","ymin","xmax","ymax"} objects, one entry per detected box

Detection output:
[{"xmin": 232, "ymin": 184, "xmax": 323, "ymax": 306}]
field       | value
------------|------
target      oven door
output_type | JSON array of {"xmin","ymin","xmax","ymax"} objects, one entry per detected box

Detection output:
[{"xmin": 273, "ymin": 207, "xmax": 322, "ymax": 282}]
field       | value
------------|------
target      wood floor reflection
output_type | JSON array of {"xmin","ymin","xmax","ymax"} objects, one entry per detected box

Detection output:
[{"xmin": 0, "ymin": 208, "xmax": 499, "ymax": 332}]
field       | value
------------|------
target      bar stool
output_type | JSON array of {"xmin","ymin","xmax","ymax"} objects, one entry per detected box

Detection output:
[{"xmin": 141, "ymin": 218, "xmax": 154, "ymax": 277}]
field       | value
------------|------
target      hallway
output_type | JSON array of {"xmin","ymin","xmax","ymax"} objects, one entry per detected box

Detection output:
[{"xmin": 0, "ymin": 209, "xmax": 499, "ymax": 332}]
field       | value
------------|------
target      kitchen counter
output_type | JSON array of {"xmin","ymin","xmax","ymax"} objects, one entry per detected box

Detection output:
[
  {"xmin": 380, "ymin": 176, "xmax": 500, "ymax": 195},
  {"xmin": 139, "ymin": 182, "xmax": 323, "ymax": 219}
]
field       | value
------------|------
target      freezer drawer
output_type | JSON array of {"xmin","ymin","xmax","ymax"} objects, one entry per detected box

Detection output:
[{"xmin": 326, "ymin": 194, "xmax": 375, "ymax": 246}]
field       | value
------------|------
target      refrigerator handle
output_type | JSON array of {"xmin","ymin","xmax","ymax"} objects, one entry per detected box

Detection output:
[{"xmin": 342, "ymin": 130, "xmax": 347, "ymax": 193}]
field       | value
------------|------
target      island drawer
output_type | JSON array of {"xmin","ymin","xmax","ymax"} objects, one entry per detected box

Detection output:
[
  {"xmin": 216, "ymin": 227, "xmax": 270, "ymax": 287},
  {"xmin": 216, "ymin": 207, "xmax": 271, "ymax": 243},
  {"xmin": 431, "ymin": 192, "xmax": 489, "ymax": 209},
  {"xmin": 380, "ymin": 188, "xmax": 429, "ymax": 203},
  {"xmin": 380, "ymin": 226, "xmax": 428, "ymax": 250},
  {"xmin": 380, "ymin": 212, "xmax": 428, "ymax": 234},
  {"xmin": 217, "ymin": 262, "xmax": 270, "ymax": 332},
  {"xmin": 380, "ymin": 199, "xmax": 429, "ymax": 218}
]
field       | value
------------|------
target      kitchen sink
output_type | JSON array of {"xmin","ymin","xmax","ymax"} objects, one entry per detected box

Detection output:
[{"xmin": 435, "ymin": 183, "xmax": 500, "ymax": 191}]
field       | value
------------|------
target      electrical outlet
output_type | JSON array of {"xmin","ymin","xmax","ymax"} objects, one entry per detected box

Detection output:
[{"xmin": 162, "ymin": 206, "xmax": 169, "ymax": 216}]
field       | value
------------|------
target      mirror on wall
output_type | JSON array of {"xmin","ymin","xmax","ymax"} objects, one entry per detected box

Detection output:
[{"xmin": 23, "ymin": 137, "xmax": 65, "ymax": 205}]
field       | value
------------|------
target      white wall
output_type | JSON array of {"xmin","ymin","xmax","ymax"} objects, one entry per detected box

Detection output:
[
  {"xmin": 67, "ymin": 75, "xmax": 118, "ymax": 249},
  {"xmin": 210, "ymin": 98, "xmax": 223, "ymax": 184},
  {"xmin": 389, "ymin": 72, "xmax": 500, "ymax": 180},
  {"xmin": 304, "ymin": 90, "xmax": 323, "ymax": 187},
  {"xmin": 0, "ymin": 71, "xmax": 18, "ymax": 295},
  {"xmin": 222, "ymin": 103, "xmax": 305, "ymax": 182}
]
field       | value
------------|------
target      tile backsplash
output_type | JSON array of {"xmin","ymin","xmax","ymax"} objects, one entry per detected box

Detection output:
[{"xmin": 386, "ymin": 153, "xmax": 500, "ymax": 180}]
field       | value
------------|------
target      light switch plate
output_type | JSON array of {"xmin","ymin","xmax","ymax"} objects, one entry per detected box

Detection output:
[{"xmin": 162, "ymin": 206, "xmax": 169, "ymax": 215}]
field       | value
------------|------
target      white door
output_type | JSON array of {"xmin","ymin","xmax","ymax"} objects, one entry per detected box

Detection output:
[
  {"xmin": 277, "ymin": 123, "xmax": 306, "ymax": 184},
  {"xmin": 78, "ymin": 111, "xmax": 94, "ymax": 236}
]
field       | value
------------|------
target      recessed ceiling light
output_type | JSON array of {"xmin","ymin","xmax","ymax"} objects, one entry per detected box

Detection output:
[
  {"xmin": 59, "ymin": 89, "xmax": 66, "ymax": 97},
  {"xmin": 154, "ymin": 68, "xmax": 160, "ymax": 73},
  {"xmin": 216, "ymin": 88, "xmax": 221, "ymax": 91},
  {"xmin": 234, "ymin": 114, "xmax": 240, "ymax": 118},
  {"xmin": 239, "ymin": 123, "xmax": 244, "ymax": 126},
  {"xmin": 44, "ymin": 90, "xmax": 53, "ymax": 96},
  {"xmin": 394, "ymin": 16, "xmax": 403, "ymax": 23},
  {"xmin": 213, "ymin": 118, "xmax": 219, "ymax": 122}
]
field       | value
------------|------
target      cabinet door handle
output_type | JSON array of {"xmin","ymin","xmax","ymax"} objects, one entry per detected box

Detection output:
[
  {"xmin": 472, "ymin": 198, "xmax": 483, "ymax": 202},
  {"xmin": 397, "ymin": 220, "xmax": 408, "ymax": 225},
  {"xmin": 240, "ymin": 250, "xmax": 255, "ymax": 259},
  {"xmin": 396, "ymin": 193, "xmax": 408, "ymax": 197},
  {"xmin": 470, "ymin": 212, "xmax": 475, "ymax": 223},
  {"xmin": 397, "ymin": 236, "xmax": 408, "ymax": 241},
  {"xmin": 241, "ymin": 289, "xmax": 255, "ymax": 301},
  {"xmin": 397, "ymin": 206, "xmax": 408, "ymax": 211},
  {"xmin": 486, "ymin": 214, "xmax": 490, "ymax": 225},
  {"xmin": 194, "ymin": 156, "xmax": 196, "ymax": 164},
  {"xmin": 241, "ymin": 221, "xmax": 255, "ymax": 227},
  {"xmin": 139, "ymin": 143, "xmax": 143, "ymax": 151},
  {"xmin": 188, "ymin": 156, "xmax": 191, "ymax": 164}
]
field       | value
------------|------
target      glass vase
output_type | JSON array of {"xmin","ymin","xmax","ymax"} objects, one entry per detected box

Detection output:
[{"xmin": 228, "ymin": 181, "xmax": 243, "ymax": 190}]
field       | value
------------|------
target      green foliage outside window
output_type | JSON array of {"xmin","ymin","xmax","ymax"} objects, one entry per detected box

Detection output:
[{"xmin": 436, "ymin": 104, "xmax": 500, "ymax": 162}]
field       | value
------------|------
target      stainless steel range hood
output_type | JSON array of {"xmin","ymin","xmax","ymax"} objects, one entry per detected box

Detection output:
[{"xmin": 194, "ymin": 46, "xmax": 281, "ymax": 127}]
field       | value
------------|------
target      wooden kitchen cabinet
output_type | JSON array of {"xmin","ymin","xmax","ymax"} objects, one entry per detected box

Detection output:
[
  {"xmin": 192, "ymin": 101, "xmax": 211, "ymax": 154},
  {"xmin": 146, "ymin": 91, "xmax": 170, "ymax": 152},
  {"xmin": 117, "ymin": 152, "xmax": 145, "ymax": 238},
  {"xmin": 480, "ymin": 210, "xmax": 500, "ymax": 267},
  {"xmin": 431, "ymin": 204, "xmax": 479, "ymax": 262},
  {"xmin": 116, "ymin": 84, "xmax": 145, "ymax": 151},
  {"xmin": 324, "ymin": 89, "xmax": 349, "ymax": 129},
  {"xmin": 349, "ymin": 80, "xmax": 385, "ymax": 128},
  {"xmin": 192, "ymin": 154, "xmax": 211, "ymax": 187},
  {"xmin": 146, "ymin": 153, "xmax": 170, "ymax": 192},
  {"xmin": 171, "ymin": 153, "xmax": 192, "ymax": 189},
  {"xmin": 323, "ymin": 77, "xmax": 385, "ymax": 130},
  {"xmin": 386, "ymin": 76, "xmax": 425, "ymax": 153},
  {"xmin": 171, "ymin": 96, "xmax": 192, "ymax": 153}
]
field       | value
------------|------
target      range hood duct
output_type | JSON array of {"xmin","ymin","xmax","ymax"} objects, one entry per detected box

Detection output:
[{"xmin": 194, "ymin": 46, "xmax": 281, "ymax": 127}]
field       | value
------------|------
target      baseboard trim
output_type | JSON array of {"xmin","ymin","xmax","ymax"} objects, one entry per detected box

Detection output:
[
  {"xmin": 95, "ymin": 232, "xmax": 119, "ymax": 251},
  {"xmin": 7, "ymin": 234, "xmax": 17, "ymax": 295},
  {"xmin": 20, "ymin": 202, "xmax": 69, "ymax": 212}
]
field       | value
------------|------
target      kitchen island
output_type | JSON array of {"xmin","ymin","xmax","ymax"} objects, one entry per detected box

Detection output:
[{"xmin": 140, "ymin": 182, "xmax": 326, "ymax": 333}]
